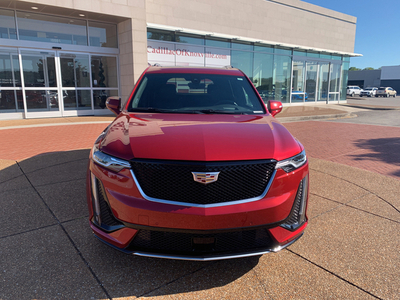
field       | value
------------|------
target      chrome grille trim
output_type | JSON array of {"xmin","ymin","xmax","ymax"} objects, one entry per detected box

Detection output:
[{"xmin": 131, "ymin": 169, "xmax": 277, "ymax": 208}]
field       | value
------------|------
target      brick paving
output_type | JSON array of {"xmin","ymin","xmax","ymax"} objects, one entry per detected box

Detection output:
[
  {"xmin": 285, "ymin": 120, "xmax": 400, "ymax": 179},
  {"xmin": 1, "ymin": 116, "xmax": 399, "ymax": 179},
  {"xmin": 0, "ymin": 123, "xmax": 109, "ymax": 161}
]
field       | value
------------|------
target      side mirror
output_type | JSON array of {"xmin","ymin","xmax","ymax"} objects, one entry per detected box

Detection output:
[
  {"xmin": 267, "ymin": 100, "xmax": 283, "ymax": 117},
  {"xmin": 106, "ymin": 97, "xmax": 121, "ymax": 115}
]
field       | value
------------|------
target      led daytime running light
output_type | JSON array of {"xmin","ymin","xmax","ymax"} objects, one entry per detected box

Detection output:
[
  {"xmin": 275, "ymin": 150, "xmax": 307, "ymax": 173},
  {"xmin": 92, "ymin": 148, "xmax": 131, "ymax": 172}
]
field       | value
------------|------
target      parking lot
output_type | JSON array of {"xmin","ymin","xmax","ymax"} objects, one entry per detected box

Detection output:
[{"xmin": 0, "ymin": 105, "xmax": 399, "ymax": 299}]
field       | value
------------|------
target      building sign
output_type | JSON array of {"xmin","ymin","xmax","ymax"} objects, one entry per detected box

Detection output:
[{"xmin": 147, "ymin": 40, "xmax": 231, "ymax": 67}]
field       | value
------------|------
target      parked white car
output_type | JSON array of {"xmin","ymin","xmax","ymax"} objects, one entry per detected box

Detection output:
[
  {"xmin": 360, "ymin": 87, "xmax": 378, "ymax": 97},
  {"xmin": 347, "ymin": 86, "xmax": 363, "ymax": 97},
  {"xmin": 375, "ymin": 87, "xmax": 397, "ymax": 97}
]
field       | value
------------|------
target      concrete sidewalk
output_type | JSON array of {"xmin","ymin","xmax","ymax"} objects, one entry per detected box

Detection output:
[{"xmin": 0, "ymin": 104, "xmax": 399, "ymax": 299}]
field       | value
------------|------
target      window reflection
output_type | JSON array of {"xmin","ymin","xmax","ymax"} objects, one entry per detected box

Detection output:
[
  {"xmin": 25, "ymin": 90, "xmax": 58, "ymax": 110},
  {"xmin": 274, "ymin": 55, "xmax": 291, "ymax": 103},
  {"xmin": 91, "ymin": 56, "xmax": 118, "ymax": 88},
  {"xmin": 0, "ymin": 9, "xmax": 17, "ymax": 39},
  {"xmin": 17, "ymin": 12, "xmax": 87, "ymax": 45},
  {"xmin": 89, "ymin": 21, "xmax": 117, "ymax": 48},
  {"xmin": 60, "ymin": 54, "xmax": 90, "ymax": 88},
  {"xmin": 21, "ymin": 52, "xmax": 57, "ymax": 88},
  {"xmin": 63, "ymin": 90, "xmax": 91, "ymax": 110},
  {"xmin": 93, "ymin": 90, "xmax": 118, "ymax": 109},
  {"xmin": 253, "ymin": 52, "xmax": 273, "ymax": 102}
]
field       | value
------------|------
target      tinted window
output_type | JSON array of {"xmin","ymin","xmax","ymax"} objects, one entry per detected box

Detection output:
[{"xmin": 129, "ymin": 73, "xmax": 265, "ymax": 114}]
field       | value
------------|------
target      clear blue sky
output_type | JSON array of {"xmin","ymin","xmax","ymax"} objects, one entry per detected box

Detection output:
[{"xmin": 303, "ymin": 0, "xmax": 399, "ymax": 69}]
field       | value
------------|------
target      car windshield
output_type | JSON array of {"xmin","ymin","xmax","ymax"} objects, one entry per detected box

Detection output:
[{"xmin": 128, "ymin": 73, "xmax": 265, "ymax": 114}]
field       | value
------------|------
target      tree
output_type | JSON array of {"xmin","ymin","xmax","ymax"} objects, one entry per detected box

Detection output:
[
  {"xmin": 363, "ymin": 67, "xmax": 375, "ymax": 70},
  {"xmin": 349, "ymin": 67, "xmax": 361, "ymax": 71}
]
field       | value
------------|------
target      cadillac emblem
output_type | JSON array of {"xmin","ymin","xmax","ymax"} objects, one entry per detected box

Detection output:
[{"xmin": 191, "ymin": 172, "xmax": 220, "ymax": 184}]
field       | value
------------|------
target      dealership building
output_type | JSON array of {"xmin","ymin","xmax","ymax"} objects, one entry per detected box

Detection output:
[{"xmin": 0, "ymin": 0, "xmax": 359, "ymax": 120}]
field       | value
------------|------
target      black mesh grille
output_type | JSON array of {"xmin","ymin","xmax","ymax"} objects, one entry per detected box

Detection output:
[
  {"xmin": 127, "ymin": 228, "xmax": 274, "ymax": 255},
  {"xmin": 130, "ymin": 160, "xmax": 276, "ymax": 205},
  {"xmin": 284, "ymin": 180, "xmax": 304, "ymax": 226},
  {"xmin": 96, "ymin": 179, "xmax": 123, "ymax": 227}
]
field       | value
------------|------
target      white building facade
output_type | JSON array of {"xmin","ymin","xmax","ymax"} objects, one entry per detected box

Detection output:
[{"xmin": 0, "ymin": 0, "xmax": 359, "ymax": 119}]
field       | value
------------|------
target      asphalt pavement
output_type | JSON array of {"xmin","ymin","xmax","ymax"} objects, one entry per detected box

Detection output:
[{"xmin": 0, "ymin": 102, "xmax": 399, "ymax": 300}]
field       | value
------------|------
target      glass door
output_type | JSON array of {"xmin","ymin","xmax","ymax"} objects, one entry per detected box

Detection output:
[
  {"xmin": 317, "ymin": 62, "xmax": 330, "ymax": 102},
  {"xmin": 328, "ymin": 63, "xmax": 341, "ymax": 102},
  {"xmin": 20, "ymin": 50, "xmax": 61, "ymax": 118},
  {"xmin": 60, "ymin": 53, "xmax": 92, "ymax": 113},
  {"xmin": 291, "ymin": 60, "xmax": 306, "ymax": 102},
  {"xmin": 305, "ymin": 61, "xmax": 318, "ymax": 102}
]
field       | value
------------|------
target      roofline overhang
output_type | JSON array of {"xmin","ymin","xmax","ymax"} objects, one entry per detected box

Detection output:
[{"xmin": 147, "ymin": 23, "xmax": 362, "ymax": 58}]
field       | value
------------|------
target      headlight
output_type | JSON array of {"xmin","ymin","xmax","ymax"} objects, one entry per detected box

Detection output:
[
  {"xmin": 92, "ymin": 145, "xmax": 131, "ymax": 173},
  {"xmin": 275, "ymin": 150, "xmax": 307, "ymax": 173}
]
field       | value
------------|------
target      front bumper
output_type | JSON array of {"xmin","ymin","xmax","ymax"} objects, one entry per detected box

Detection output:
[{"xmin": 86, "ymin": 159, "xmax": 309, "ymax": 260}]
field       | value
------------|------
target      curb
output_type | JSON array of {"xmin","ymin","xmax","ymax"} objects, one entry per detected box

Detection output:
[
  {"xmin": 340, "ymin": 104, "xmax": 400, "ymax": 111},
  {"xmin": 277, "ymin": 112, "xmax": 355, "ymax": 122}
]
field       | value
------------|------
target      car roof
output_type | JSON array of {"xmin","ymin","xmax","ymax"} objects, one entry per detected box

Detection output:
[{"xmin": 145, "ymin": 66, "xmax": 245, "ymax": 76}]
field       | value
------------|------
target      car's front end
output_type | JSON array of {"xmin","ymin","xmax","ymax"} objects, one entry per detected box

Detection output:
[{"xmin": 86, "ymin": 66, "xmax": 309, "ymax": 261}]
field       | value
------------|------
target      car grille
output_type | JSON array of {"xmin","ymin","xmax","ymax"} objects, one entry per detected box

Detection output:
[
  {"xmin": 130, "ymin": 159, "xmax": 276, "ymax": 205},
  {"xmin": 126, "ymin": 227, "xmax": 274, "ymax": 255}
]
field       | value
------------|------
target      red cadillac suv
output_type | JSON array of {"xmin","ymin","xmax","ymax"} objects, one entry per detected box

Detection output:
[{"xmin": 87, "ymin": 66, "xmax": 309, "ymax": 261}]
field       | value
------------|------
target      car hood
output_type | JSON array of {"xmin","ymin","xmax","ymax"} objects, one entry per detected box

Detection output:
[{"xmin": 99, "ymin": 112, "xmax": 302, "ymax": 161}]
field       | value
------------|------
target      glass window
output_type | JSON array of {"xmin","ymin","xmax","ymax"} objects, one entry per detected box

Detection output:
[
  {"xmin": 25, "ymin": 90, "xmax": 58, "ymax": 111},
  {"xmin": 89, "ymin": 21, "xmax": 118, "ymax": 48},
  {"xmin": 332, "ymin": 55, "xmax": 342, "ymax": 61},
  {"xmin": 341, "ymin": 62, "xmax": 349, "ymax": 100},
  {"xmin": 273, "ymin": 55, "xmax": 291, "ymax": 103},
  {"xmin": 275, "ymin": 47, "xmax": 291, "ymax": 55},
  {"xmin": 205, "ymin": 38, "xmax": 230, "ymax": 48},
  {"xmin": 60, "ymin": 53, "xmax": 90, "ymax": 88},
  {"xmin": 147, "ymin": 29, "xmax": 174, "ymax": 41},
  {"xmin": 93, "ymin": 89, "xmax": 118, "ymax": 109},
  {"xmin": 306, "ymin": 61, "xmax": 318, "ymax": 102},
  {"xmin": 91, "ymin": 56, "xmax": 118, "ymax": 88},
  {"xmin": 254, "ymin": 45, "xmax": 274, "ymax": 53},
  {"xmin": 63, "ymin": 90, "xmax": 91, "ymax": 110},
  {"xmin": 343, "ymin": 57, "xmax": 350, "ymax": 62},
  {"xmin": 232, "ymin": 42, "xmax": 253, "ymax": 51},
  {"xmin": 0, "ymin": 9, "xmax": 17, "ymax": 39},
  {"xmin": 21, "ymin": 51, "xmax": 57, "ymax": 88},
  {"xmin": 330, "ymin": 64, "xmax": 341, "ymax": 93},
  {"xmin": 293, "ymin": 51, "xmax": 307, "ymax": 56},
  {"xmin": 292, "ymin": 61, "xmax": 305, "ymax": 102},
  {"xmin": 176, "ymin": 35, "xmax": 204, "ymax": 45},
  {"xmin": 0, "ymin": 90, "xmax": 23, "ymax": 111},
  {"xmin": 17, "ymin": 12, "xmax": 87, "ymax": 45},
  {"xmin": 307, "ymin": 52, "xmax": 320, "ymax": 58},
  {"xmin": 318, "ymin": 63, "xmax": 329, "ymax": 101},
  {"xmin": 320, "ymin": 53, "xmax": 332, "ymax": 60},
  {"xmin": 0, "ymin": 49, "xmax": 20, "ymax": 87},
  {"xmin": 231, "ymin": 50, "xmax": 253, "ymax": 80},
  {"xmin": 253, "ymin": 52, "xmax": 274, "ymax": 102},
  {"xmin": 128, "ymin": 73, "xmax": 265, "ymax": 114}
]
